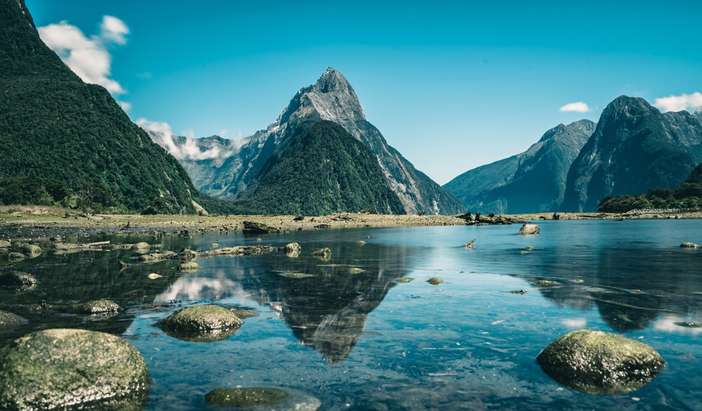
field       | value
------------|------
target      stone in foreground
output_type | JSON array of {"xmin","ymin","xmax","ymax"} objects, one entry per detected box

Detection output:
[
  {"xmin": 0, "ymin": 310, "xmax": 28, "ymax": 329},
  {"xmin": 160, "ymin": 305, "xmax": 243, "ymax": 342},
  {"xmin": 537, "ymin": 329, "xmax": 664, "ymax": 394},
  {"xmin": 0, "ymin": 329, "xmax": 148, "ymax": 410},
  {"xmin": 205, "ymin": 387, "xmax": 320, "ymax": 411},
  {"xmin": 519, "ymin": 223, "xmax": 540, "ymax": 235}
]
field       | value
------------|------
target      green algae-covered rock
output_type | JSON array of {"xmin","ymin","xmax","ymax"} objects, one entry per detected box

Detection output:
[
  {"xmin": 0, "ymin": 310, "xmax": 28, "ymax": 329},
  {"xmin": 537, "ymin": 329, "xmax": 664, "ymax": 394},
  {"xmin": 160, "ymin": 305, "xmax": 242, "ymax": 342},
  {"xmin": 0, "ymin": 329, "xmax": 148, "ymax": 410},
  {"xmin": 204, "ymin": 387, "xmax": 320, "ymax": 410},
  {"xmin": 73, "ymin": 299, "xmax": 121, "ymax": 315},
  {"xmin": 14, "ymin": 243, "xmax": 42, "ymax": 258}
]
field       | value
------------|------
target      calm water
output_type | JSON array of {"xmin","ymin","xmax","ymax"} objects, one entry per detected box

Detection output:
[{"xmin": 2, "ymin": 220, "xmax": 702, "ymax": 410}]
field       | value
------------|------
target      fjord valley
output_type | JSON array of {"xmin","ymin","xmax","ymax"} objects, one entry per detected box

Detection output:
[{"xmin": 2, "ymin": 0, "xmax": 702, "ymax": 410}]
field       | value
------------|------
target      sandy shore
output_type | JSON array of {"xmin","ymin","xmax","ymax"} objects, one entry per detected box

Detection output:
[{"xmin": 1, "ymin": 206, "xmax": 700, "ymax": 241}]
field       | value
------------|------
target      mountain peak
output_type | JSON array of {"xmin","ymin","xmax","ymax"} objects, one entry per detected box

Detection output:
[
  {"xmin": 314, "ymin": 67, "xmax": 351, "ymax": 93},
  {"xmin": 277, "ymin": 67, "xmax": 365, "ymax": 132}
]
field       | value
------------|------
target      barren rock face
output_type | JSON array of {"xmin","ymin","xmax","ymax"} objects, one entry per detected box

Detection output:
[
  {"xmin": 537, "ymin": 330, "xmax": 664, "ymax": 394},
  {"xmin": 0, "ymin": 328, "xmax": 148, "ymax": 410}
]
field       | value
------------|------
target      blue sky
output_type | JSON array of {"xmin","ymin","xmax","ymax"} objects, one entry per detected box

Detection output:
[{"xmin": 27, "ymin": 0, "xmax": 702, "ymax": 184}]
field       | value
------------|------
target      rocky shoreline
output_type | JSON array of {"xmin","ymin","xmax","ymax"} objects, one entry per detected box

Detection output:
[{"xmin": 1, "ymin": 206, "xmax": 701, "ymax": 242}]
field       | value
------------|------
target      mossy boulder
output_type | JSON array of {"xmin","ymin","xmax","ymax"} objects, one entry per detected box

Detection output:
[
  {"xmin": 0, "ymin": 310, "xmax": 28, "ymax": 329},
  {"xmin": 204, "ymin": 387, "xmax": 320, "ymax": 410},
  {"xmin": 72, "ymin": 299, "xmax": 121, "ymax": 315},
  {"xmin": 0, "ymin": 271, "xmax": 37, "ymax": 290},
  {"xmin": 0, "ymin": 240, "xmax": 10, "ymax": 248},
  {"xmin": 13, "ymin": 243, "xmax": 42, "ymax": 258},
  {"xmin": 537, "ymin": 330, "xmax": 664, "ymax": 394},
  {"xmin": 284, "ymin": 242, "xmax": 301, "ymax": 257},
  {"xmin": 0, "ymin": 329, "xmax": 148, "ymax": 410},
  {"xmin": 159, "ymin": 305, "xmax": 242, "ymax": 342}
]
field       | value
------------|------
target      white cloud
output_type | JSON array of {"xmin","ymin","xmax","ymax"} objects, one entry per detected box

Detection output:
[
  {"xmin": 100, "ymin": 15, "xmax": 129, "ymax": 45},
  {"xmin": 137, "ymin": 118, "xmax": 234, "ymax": 161},
  {"xmin": 38, "ymin": 16, "xmax": 129, "ymax": 95},
  {"xmin": 654, "ymin": 92, "xmax": 702, "ymax": 113},
  {"xmin": 559, "ymin": 101, "xmax": 590, "ymax": 113}
]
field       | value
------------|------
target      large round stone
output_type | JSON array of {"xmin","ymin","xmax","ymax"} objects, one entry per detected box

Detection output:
[
  {"xmin": 160, "ymin": 305, "xmax": 243, "ymax": 342},
  {"xmin": 537, "ymin": 329, "xmax": 664, "ymax": 394},
  {"xmin": 0, "ymin": 329, "xmax": 149, "ymax": 410},
  {"xmin": 205, "ymin": 387, "xmax": 320, "ymax": 411}
]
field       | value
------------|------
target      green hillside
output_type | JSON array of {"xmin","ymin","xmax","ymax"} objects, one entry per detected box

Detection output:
[
  {"xmin": 0, "ymin": 0, "xmax": 197, "ymax": 213},
  {"xmin": 234, "ymin": 121, "xmax": 405, "ymax": 215}
]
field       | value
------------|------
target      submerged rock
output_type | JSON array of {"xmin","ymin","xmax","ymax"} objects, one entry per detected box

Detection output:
[
  {"xmin": 397, "ymin": 277, "xmax": 414, "ymax": 283},
  {"xmin": 509, "ymin": 289, "xmax": 528, "ymax": 294},
  {"xmin": 356, "ymin": 240, "xmax": 367, "ymax": 246},
  {"xmin": 179, "ymin": 261, "xmax": 200, "ymax": 271},
  {"xmin": 0, "ymin": 329, "xmax": 148, "ymax": 410},
  {"xmin": 13, "ymin": 243, "xmax": 42, "ymax": 258},
  {"xmin": 0, "ymin": 271, "xmax": 37, "ymax": 290},
  {"xmin": 160, "ymin": 305, "xmax": 243, "ymax": 342},
  {"xmin": 312, "ymin": 248, "xmax": 332, "ymax": 260},
  {"xmin": 8, "ymin": 252, "xmax": 26, "ymax": 261},
  {"xmin": 0, "ymin": 310, "xmax": 28, "ymax": 329},
  {"xmin": 464, "ymin": 240, "xmax": 476, "ymax": 249},
  {"xmin": 204, "ymin": 387, "xmax": 320, "ymax": 411},
  {"xmin": 519, "ymin": 223, "xmax": 540, "ymax": 235},
  {"xmin": 284, "ymin": 242, "xmax": 301, "ymax": 257},
  {"xmin": 147, "ymin": 272, "xmax": 163, "ymax": 280},
  {"xmin": 680, "ymin": 241, "xmax": 700, "ymax": 249},
  {"xmin": 537, "ymin": 330, "xmax": 664, "ymax": 394},
  {"xmin": 131, "ymin": 242, "xmax": 151, "ymax": 254},
  {"xmin": 427, "ymin": 277, "xmax": 443, "ymax": 285},
  {"xmin": 536, "ymin": 279, "xmax": 560, "ymax": 287}
]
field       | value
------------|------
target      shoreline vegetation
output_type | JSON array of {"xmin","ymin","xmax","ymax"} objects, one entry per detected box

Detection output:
[{"xmin": 1, "ymin": 205, "xmax": 701, "ymax": 241}]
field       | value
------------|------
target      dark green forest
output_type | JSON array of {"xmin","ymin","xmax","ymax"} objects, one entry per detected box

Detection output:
[{"xmin": 598, "ymin": 163, "xmax": 702, "ymax": 212}]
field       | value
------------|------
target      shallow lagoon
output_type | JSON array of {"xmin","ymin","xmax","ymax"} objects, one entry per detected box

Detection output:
[{"xmin": 2, "ymin": 220, "xmax": 702, "ymax": 410}]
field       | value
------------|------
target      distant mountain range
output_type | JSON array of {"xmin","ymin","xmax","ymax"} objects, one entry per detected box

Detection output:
[
  {"xmin": 446, "ymin": 97, "xmax": 702, "ymax": 213},
  {"xmin": 152, "ymin": 68, "xmax": 463, "ymax": 215},
  {"xmin": 445, "ymin": 120, "xmax": 595, "ymax": 213},
  {"xmin": 0, "ymin": 0, "xmax": 198, "ymax": 213}
]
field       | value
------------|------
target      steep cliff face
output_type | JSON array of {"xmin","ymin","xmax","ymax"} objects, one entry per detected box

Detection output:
[
  {"xmin": 154, "ymin": 68, "xmax": 463, "ymax": 215},
  {"xmin": 445, "ymin": 120, "xmax": 595, "ymax": 213},
  {"xmin": 562, "ymin": 96, "xmax": 702, "ymax": 211},
  {"xmin": 0, "ymin": 0, "xmax": 198, "ymax": 212}
]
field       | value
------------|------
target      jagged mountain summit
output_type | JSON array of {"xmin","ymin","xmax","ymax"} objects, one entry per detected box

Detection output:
[
  {"xmin": 444, "ymin": 120, "xmax": 595, "ymax": 213},
  {"xmin": 154, "ymin": 68, "xmax": 463, "ymax": 215},
  {"xmin": 562, "ymin": 96, "xmax": 702, "ymax": 211},
  {"xmin": 0, "ymin": 0, "xmax": 198, "ymax": 213}
]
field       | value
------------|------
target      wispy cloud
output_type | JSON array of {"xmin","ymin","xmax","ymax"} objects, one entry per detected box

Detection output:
[
  {"xmin": 137, "ymin": 118, "xmax": 235, "ymax": 161},
  {"xmin": 654, "ymin": 92, "xmax": 702, "ymax": 113},
  {"xmin": 38, "ymin": 15, "xmax": 129, "ymax": 96},
  {"xmin": 559, "ymin": 101, "xmax": 590, "ymax": 113}
]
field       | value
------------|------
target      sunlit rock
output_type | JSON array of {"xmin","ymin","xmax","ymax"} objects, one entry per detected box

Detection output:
[{"xmin": 537, "ymin": 330, "xmax": 664, "ymax": 394}]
